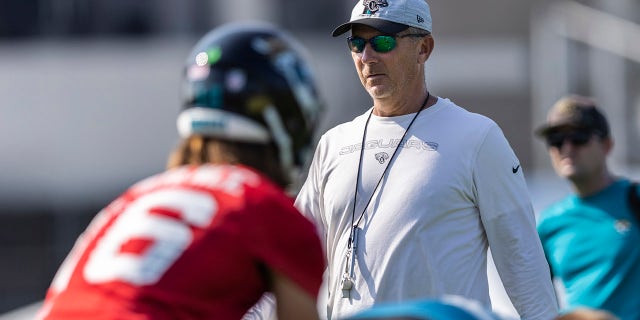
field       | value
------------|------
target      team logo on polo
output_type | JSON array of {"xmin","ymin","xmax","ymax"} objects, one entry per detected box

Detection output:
[
  {"xmin": 614, "ymin": 219, "xmax": 631, "ymax": 234},
  {"xmin": 362, "ymin": 0, "xmax": 388, "ymax": 14},
  {"xmin": 375, "ymin": 152, "xmax": 390, "ymax": 164}
]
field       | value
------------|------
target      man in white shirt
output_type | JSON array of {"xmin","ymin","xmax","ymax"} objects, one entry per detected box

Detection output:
[{"xmin": 294, "ymin": 0, "xmax": 559, "ymax": 319}]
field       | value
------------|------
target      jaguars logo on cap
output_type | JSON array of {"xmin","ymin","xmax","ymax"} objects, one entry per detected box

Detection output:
[{"xmin": 362, "ymin": 0, "xmax": 388, "ymax": 14}]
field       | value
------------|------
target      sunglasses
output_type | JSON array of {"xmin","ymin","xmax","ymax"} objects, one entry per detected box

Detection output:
[
  {"xmin": 347, "ymin": 34, "xmax": 428, "ymax": 53},
  {"xmin": 545, "ymin": 130, "xmax": 594, "ymax": 149}
]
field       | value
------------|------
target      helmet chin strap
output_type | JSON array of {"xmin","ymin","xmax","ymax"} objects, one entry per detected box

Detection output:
[{"xmin": 262, "ymin": 105, "xmax": 294, "ymax": 174}]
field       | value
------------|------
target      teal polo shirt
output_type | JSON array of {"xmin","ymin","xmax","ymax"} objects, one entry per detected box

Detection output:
[{"xmin": 537, "ymin": 179, "xmax": 640, "ymax": 320}]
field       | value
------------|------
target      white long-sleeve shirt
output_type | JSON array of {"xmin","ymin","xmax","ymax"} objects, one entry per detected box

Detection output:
[{"xmin": 295, "ymin": 98, "xmax": 558, "ymax": 320}]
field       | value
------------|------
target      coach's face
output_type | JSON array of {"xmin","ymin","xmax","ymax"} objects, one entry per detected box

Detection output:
[{"xmin": 350, "ymin": 25, "xmax": 432, "ymax": 102}]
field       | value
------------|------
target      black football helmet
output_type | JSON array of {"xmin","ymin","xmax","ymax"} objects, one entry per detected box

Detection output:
[{"xmin": 178, "ymin": 22, "xmax": 323, "ymax": 173}]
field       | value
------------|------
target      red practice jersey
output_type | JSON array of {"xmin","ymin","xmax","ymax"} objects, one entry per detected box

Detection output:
[{"xmin": 37, "ymin": 164, "xmax": 325, "ymax": 319}]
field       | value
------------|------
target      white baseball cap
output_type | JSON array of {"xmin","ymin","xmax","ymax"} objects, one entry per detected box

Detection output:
[{"xmin": 332, "ymin": 0, "xmax": 433, "ymax": 37}]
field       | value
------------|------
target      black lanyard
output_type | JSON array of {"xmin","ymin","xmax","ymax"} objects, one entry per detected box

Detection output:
[
  {"xmin": 341, "ymin": 92, "xmax": 430, "ymax": 298},
  {"xmin": 348, "ymin": 91, "xmax": 430, "ymax": 247}
]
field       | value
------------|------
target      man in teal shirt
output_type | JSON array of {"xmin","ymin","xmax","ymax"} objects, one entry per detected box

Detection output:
[{"xmin": 535, "ymin": 94, "xmax": 640, "ymax": 320}]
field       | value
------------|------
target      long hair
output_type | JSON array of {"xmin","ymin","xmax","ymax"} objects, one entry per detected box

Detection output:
[{"xmin": 166, "ymin": 135, "xmax": 289, "ymax": 188}]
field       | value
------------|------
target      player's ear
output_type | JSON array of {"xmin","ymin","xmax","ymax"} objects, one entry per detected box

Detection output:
[{"xmin": 602, "ymin": 136, "xmax": 614, "ymax": 155}]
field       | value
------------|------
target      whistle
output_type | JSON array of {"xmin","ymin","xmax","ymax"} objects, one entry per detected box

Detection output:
[{"xmin": 340, "ymin": 274, "xmax": 353, "ymax": 298}]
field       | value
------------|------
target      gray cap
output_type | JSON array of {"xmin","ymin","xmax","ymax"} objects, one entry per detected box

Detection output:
[
  {"xmin": 332, "ymin": 0, "xmax": 433, "ymax": 37},
  {"xmin": 535, "ymin": 95, "xmax": 610, "ymax": 138}
]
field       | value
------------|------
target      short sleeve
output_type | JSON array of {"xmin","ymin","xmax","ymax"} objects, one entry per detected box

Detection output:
[{"xmin": 242, "ymin": 185, "xmax": 325, "ymax": 298}]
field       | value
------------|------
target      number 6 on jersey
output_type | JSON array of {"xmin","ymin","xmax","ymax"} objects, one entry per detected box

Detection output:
[{"xmin": 84, "ymin": 189, "xmax": 217, "ymax": 285}]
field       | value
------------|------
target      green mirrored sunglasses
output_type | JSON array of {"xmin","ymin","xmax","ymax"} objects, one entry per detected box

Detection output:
[{"xmin": 347, "ymin": 34, "xmax": 428, "ymax": 53}]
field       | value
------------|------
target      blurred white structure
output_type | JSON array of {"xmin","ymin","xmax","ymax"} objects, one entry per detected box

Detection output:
[{"xmin": 531, "ymin": 0, "xmax": 640, "ymax": 170}]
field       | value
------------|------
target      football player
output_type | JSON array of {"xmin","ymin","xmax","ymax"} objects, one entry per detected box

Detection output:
[{"xmin": 37, "ymin": 22, "xmax": 325, "ymax": 320}]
